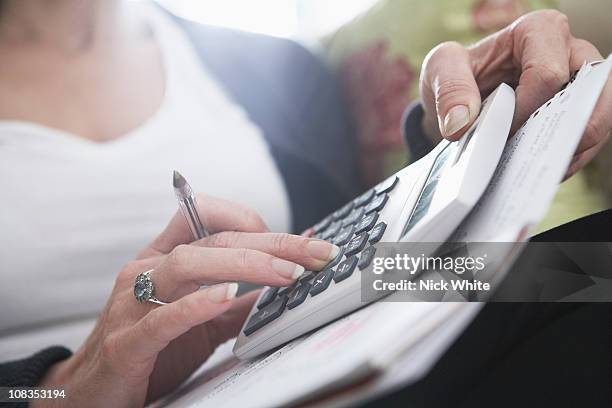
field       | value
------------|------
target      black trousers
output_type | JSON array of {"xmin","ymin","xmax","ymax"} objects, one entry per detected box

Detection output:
[{"xmin": 365, "ymin": 209, "xmax": 612, "ymax": 408}]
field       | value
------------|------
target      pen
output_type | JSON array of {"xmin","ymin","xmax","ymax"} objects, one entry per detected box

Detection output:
[{"xmin": 173, "ymin": 170, "xmax": 210, "ymax": 240}]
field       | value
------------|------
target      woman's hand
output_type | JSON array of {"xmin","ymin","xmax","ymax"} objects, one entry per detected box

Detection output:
[
  {"xmin": 35, "ymin": 195, "xmax": 339, "ymax": 407},
  {"xmin": 419, "ymin": 10, "xmax": 611, "ymax": 177}
]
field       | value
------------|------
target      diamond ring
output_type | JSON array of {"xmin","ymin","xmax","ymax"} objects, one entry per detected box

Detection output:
[{"xmin": 134, "ymin": 269, "xmax": 168, "ymax": 305}]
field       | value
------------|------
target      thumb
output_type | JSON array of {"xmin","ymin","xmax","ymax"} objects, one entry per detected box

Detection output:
[{"xmin": 420, "ymin": 42, "xmax": 481, "ymax": 141}]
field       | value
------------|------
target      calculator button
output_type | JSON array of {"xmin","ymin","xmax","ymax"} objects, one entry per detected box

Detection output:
[
  {"xmin": 369, "ymin": 222, "xmax": 387, "ymax": 243},
  {"xmin": 375, "ymin": 175, "xmax": 398, "ymax": 194},
  {"xmin": 313, "ymin": 215, "xmax": 332, "ymax": 233},
  {"xmin": 341, "ymin": 207, "xmax": 365, "ymax": 228},
  {"xmin": 286, "ymin": 283, "xmax": 311, "ymax": 309},
  {"xmin": 333, "ymin": 225, "xmax": 355, "ymax": 246},
  {"xmin": 358, "ymin": 246, "xmax": 377, "ymax": 270},
  {"xmin": 244, "ymin": 295, "xmax": 288, "ymax": 335},
  {"xmin": 333, "ymin": 202, "xmax": 354, "ymax": 220},
  {"xmin": 310, "ymin": 269, "xmax": 335, "ymax": 296},
  {"xmin": 345, "ymin": 232, "xmax": 368, "ymax": 257},
  {"xmin": 353, "ymin": 189, "xmax": 375, "ymax": 208},
  {"xmin": 333, "ymin": 256, "xmax": 358, "ymax": 283},
  {"xmin": 299, "ymin": 271, "xmax": 315, "ymax": 283},
  {"xmin": 257, "ymin": 287, "xmax": 278, "ymax": 309},
  {"xmin": 326, "ymin": 246, "xmax": 345, "ymax": 269},
  {"xmin": 278, "ymin": 281, "xmax": 298, "ymax": 297},
  {"xmin": 365, "ymin": 194, "xmax": 388, "ymax": 214},
  {"xmin": 355, "ymin": 212, "xmax": 379, "ymax": 234},
  {"xmin": 321, "ymin": 221, "xmax": 341, "ymax": 241}
]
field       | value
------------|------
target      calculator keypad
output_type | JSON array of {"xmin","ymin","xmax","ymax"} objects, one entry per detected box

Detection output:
[{"xmin": 243, "ymin": 177, "xmax": 397, "ymax": 336}]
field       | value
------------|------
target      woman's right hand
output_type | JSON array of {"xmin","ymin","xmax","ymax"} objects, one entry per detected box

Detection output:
[{"xmin": 35, "ymin": 194, "xmax": 339, "ymax": 407}]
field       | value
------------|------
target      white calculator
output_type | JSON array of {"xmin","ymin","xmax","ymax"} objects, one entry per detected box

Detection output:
[{"xmin": 233, "ymin": 83, "xmax": 515, "ymax": 359}]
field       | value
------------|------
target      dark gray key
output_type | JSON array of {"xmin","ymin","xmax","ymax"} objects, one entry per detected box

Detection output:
[
  {"xmin": 345, "ymin": 232, "xmax": 368, "ymax": 257},
  {"xmin": 369, "ymin": 222, "xmax": 387, "ymax": 243},
  {"xmin": 353, "ymin": 189, "xmax": 375, "ymax": 208},
  {"xmin": 355, "ymin": 212, "xmax": 378, "ymax": 234},
  {"xmin": 333, "ymin": 256, "xmax": 358, "ymax": 283},
  {"xmin": 321, "ymin": 221, "xmax": 341, "ymax": 241},
  {"xmin": 358, "ymin": 246, "xmax": 377, "ymax": 270},
  {"xmin": 313, "ymin": 215, "xmax": 332, "ymax": 233},
  {"xmin": 299, "ymin": 271, "xmax": 315, "ymax": 283},
  {"xmin": 278, "ymin": 281, "xmax": 298, "ymax": 297},
  {"xmin": 310, "ymin": 269, "xmax": 335, "ymax": 296},
  {"xmin": 257, "ymin": 287, "xmax": 278, "ymax": 309},
  {"xmin": 333, "ymin": 202, "xmax": 354, "ymax": 220},
  {"xmin": 286, "ymin": 283, "xmax": 311, "ymax": 309},
  {"xmin": 375, "ymin": 175, "xmax": 398, "ymax": 194},
  {"xmin": 326, "ymin": 246, "xmax": 345, "ymax": 269},
  {"xmin": 341, "ymin": 207, "xmax": 365, "ymax": 228},
  {"xmin": 244, "ymin": 295, "xmax": 288, "ymax": 335},
  {"xmin": 365, "ymin": 194, "xmax": 388, "ymax": 214},
  {"xmin": 333, "ymin": 225, "xmax": 355, "ymax": 246}
]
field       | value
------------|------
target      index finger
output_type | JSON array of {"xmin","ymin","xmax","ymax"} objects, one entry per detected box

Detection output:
[{"xmin": 141, "ymin": 194, "xmax": 270, "ymax": 258}]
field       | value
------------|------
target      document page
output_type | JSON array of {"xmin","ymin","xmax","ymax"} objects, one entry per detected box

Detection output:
[
  {"xmin": 452, "ymin": 55, "xmax": 612, "ymax": 242},
  {"xmin": 157, "ymin": 302, "xmax": 464, "ymax": 408}
]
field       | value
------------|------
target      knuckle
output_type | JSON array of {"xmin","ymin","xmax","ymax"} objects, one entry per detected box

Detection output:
[
  {"xmin": 532, "ymin": 63, "xmax": 569, "ymax": 90},
  {"xmin": 207, "ymin": 231, "xmax": 240, "ymax": 248},
  {"xmin": 271, "ymin": 233, "xmax": 293, "ymax": 256},
  {"xmin": 514, "ymin": 10, "xmax": 570, "ymax": 36},
  {"xmin": 168, "ymin": 244, "xmax": 190, "ymax": 268},
  {"xmin": 177, "ymin": 298, "xmax": 197, "ymax": 323},
  {"xmin": 529, "ymin": 9, "xmax": 568, "ymax": 26},
  {"xmin": 101, "ymin": 333, "xmax": 122, "ymax": 363},
  {"xmin": 141, "ymin": 313, "xmax": 167, "ymax": 347},
  {"xmin": 424, "ymin": 41, "xmax": 463, "ymax": 67},
  {"xmin": 435, "ymin": 78, "xmax": 475, "ymax": 102},
  {"xmin": 116, "ymin": 262, "xmax": 138, "ymax": 286},
  {"xmin": 236, "ymin": 248, "xmax": 253, "ymax": 271},
  {"xmin": 242, "ymin": 208, "xmax": 267, "ymax": 232},
  {"xmin": 584, "ymin": 119, "xmax": 606, "ymax": 147},
  {"xmin": 545, "ymin": 9, "xmax": 569, "ymax": 28}
]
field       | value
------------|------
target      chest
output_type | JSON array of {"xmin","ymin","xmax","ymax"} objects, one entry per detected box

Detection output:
[{"xmin": 0, "ymin": 41, "xmax": 165, "ymax": 142}]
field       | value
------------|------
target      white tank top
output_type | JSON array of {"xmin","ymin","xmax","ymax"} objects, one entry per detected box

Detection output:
[{"xmin": 0, "ymin": 4, "xmax": 291, "ymax": 359}]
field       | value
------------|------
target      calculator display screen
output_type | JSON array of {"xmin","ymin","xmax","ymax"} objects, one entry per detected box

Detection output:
[{"xmin": 401, "ymin": 142, "xmax": 456, "ymax": 238}]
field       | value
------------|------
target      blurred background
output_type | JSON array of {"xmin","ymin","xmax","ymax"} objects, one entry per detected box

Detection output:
[{"xmin": 156, "ymin": 0, "xmax": 612, "ymax": 233}]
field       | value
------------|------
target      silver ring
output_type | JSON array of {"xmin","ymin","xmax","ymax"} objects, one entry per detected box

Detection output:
[{"xmin": 134, "ymin": 269, "xmax": 168, "ymax": 305}]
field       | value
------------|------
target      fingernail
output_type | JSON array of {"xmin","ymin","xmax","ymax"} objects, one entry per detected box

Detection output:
[
  {"xmin": 272, "ymin": 259, "xmax": 305, "ymax": 279},
  {"xmin": 307, "ymin": 240, "xmax": 340, "ymax": 261},
  {"xmin": 443, "ymin": 105, "xmax": 470, "ymax": 137},
  {"xmin": 207, "ymin": 283, "xmax": 239, "ymax": 303}
]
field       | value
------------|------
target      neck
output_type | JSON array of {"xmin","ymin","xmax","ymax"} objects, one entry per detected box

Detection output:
[{"xmin": 0, "ymin": 0, "xmax": 131, "ymax": 52}]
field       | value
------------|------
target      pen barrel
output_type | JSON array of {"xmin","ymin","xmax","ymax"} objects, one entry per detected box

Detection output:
[{"xmin": 178, "ymin": 195, "xmax": 208, "ymax": 240}]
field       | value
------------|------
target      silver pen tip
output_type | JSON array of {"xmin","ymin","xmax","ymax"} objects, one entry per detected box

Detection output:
[{"xmin": 173, "ymin": 170, "xmax": 186, "ymax": 189}]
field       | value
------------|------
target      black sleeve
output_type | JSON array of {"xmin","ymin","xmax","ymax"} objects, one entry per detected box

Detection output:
[
  {"xmin": 401, "ymin": 101, "xmax": 435, "ymax": 164},
  {"xmin": 0, "ymin": 346, "xmax": 72, "ymax": 387}
]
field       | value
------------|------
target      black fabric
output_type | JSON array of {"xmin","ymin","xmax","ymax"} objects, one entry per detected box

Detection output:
[
  {"xmin": 364, "ymin": 209, "xmax": 612, "ymax": 408},
  {"xmin": 402, "ymin": 102, "xmax": 434, "ymax": 164},
  {"xmin": 0, "ymin": 346, "xmax": 71, "ymax": 390},
  {"xmin": 171, "ymin": 13, "xmax": 362, "ymax": 233}
]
